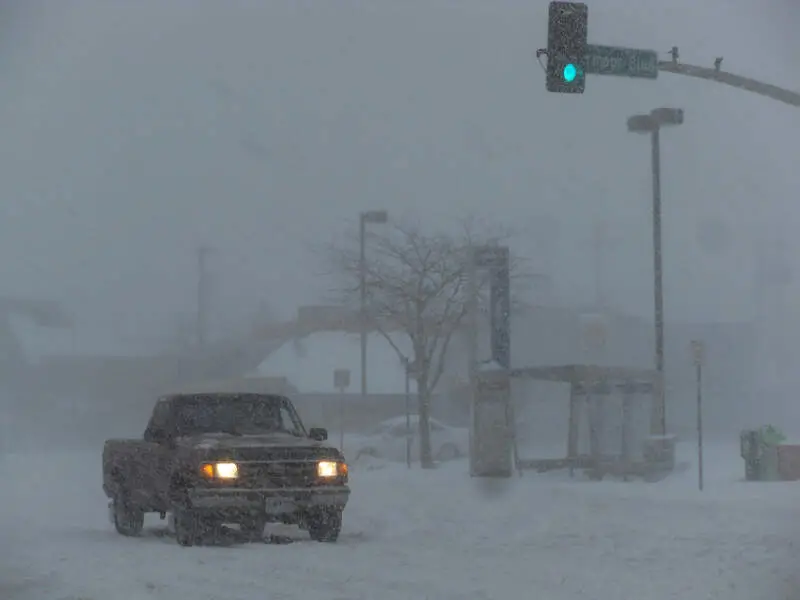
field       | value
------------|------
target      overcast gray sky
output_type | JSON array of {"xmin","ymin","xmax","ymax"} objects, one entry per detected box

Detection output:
[{"xmin": 0, "ymin": 0, "xmax": 798, "ymax": 351}]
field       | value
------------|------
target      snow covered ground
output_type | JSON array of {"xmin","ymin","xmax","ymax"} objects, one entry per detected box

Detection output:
[{"xmin": 2, "ymin": 440, "xmax": 800, "ymax": 600}]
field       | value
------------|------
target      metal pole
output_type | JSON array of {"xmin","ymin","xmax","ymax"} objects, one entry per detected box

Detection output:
[
  {"xmin": 467, "ymin": 248, "xmax": 479, "ymax": 474},
  {"xmin": 339, "ymin": 388, "xmax": 345, "ymax": 451},
  {"xmin": 657, "ymin": 59, "xmax": 800, "ymax": 109},
  {"xmin": 593, "ymin": 220, "xmax": 606, "ymax": 309},
  {"xmin": 405, "ymin": 360, "xmax": 411, "ymax": 468},
  {"xmin": 696, "ymin": 360, "xmax": 704, "ymax": 491},
  {"xmin": 196, "ymin": 246, "xmax": 210, "ymax": 349},
  {"xmin": 651, "ymin": 128, "xmax": 666, "ymax": 436},
  {"xmin": 359, "ymin": 215, "xmax": 367, "ymax": 396}
]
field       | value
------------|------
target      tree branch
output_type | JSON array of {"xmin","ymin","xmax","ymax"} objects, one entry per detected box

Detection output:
[{"xmin": 318, "ymin": 216, "xmax": 526, "ymax": 396}]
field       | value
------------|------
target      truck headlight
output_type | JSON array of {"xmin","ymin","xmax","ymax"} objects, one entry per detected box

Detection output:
[
  {"xmin": 317, "ymin": 460, "xmax": 342, "ymax": 478},
  {"xmin": 201, "ymin": 462, "xmax": 239, "ymax": 479}
]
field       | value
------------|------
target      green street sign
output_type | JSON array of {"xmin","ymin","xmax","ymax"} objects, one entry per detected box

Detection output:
[{"xmin": 584, "ymin": 44, "xmax": 659, "ymax": 79}]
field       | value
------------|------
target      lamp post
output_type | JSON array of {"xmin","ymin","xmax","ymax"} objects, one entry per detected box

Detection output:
[
  {"xmin": 196, "ymin": 245, "xmax": 212, "ymax": 349},
  {"xmin": 359, "ymin": 210, "xmax": 389, "ymax": 396},
  {"xmin": 627, "ymin": 107, "xmax": 684, "ymax": 436}
]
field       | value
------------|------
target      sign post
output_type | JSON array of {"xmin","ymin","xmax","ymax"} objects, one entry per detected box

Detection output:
[
  {"xmin": 472, "ymin": 246, "xmax": 511, "ymax": 370},
  {"xmin": 402, "ymin": 357, "xmax": 415, "ymax": 468},
  {"xmin": 333, "ymin": 369, "xmax": 351, "ymax": 451},
  {"xmin": 691, "ymin": 340, "xmax": 705, "ymax": 491}
]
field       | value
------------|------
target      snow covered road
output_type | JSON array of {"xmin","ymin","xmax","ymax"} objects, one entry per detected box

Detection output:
[{"xmin": 2, "ymin": 442, "xmax": 800, "ymax": 599}]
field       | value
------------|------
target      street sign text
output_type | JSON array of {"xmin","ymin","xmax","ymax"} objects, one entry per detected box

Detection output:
[{"xmin": 584, "ymin": 44, "xmax": 659, "ymax": 79}]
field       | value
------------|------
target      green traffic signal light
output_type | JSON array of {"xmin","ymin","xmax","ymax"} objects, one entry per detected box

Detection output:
[{"xmin": 563, "ymin": 63, "xmax": 577, "ymax": 82}]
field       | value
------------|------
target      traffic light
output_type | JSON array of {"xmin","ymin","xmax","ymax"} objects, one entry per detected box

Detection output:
[{"xmin": 546, "ymin": 1, "xmax": 588, "ymax": 93}]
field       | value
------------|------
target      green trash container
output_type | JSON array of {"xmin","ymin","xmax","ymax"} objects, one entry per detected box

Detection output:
[
  {"xmin": 760, "ymin": 425, "xmax": 785, "ymax": 481},
  {"xmin": 760, "ymin": 445, "xmax": 781, "ymax": 481},
  {"xmin": 740, "ymin": 426, "xmax": 786, "ymax": 481}
]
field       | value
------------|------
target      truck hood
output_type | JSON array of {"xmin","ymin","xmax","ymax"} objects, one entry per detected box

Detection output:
[{"xmin": 178, "ymin": 432, "xmax": 328, "ymax": 451}]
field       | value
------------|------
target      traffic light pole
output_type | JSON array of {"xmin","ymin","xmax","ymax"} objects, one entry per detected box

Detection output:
[
  {"xmin": 658, "ymin": 52, "xmax": 800, "ymax": 108},
  {"xmin": 650, "ymin": 128, "xmax": 666, "ymax": 436},
  {"xmin": 540, "ymin": 3, "xmax": 800, "ymax": 108}
]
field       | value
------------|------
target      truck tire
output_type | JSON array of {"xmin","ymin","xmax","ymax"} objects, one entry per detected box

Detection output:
[
  {"xmin": 112, "ymin": 491, "xmax": 144, "ymax": 537},
  {"xmin": 173, "ymin": 509, "xmax": 201, "ymax": 547},
  {"xmin": 240, "ymin": 516, "xmax": 266, "ymax": 541},
  {"xmin": 307, "ymin": 508, "xmax": 342, "ymax": 543}
]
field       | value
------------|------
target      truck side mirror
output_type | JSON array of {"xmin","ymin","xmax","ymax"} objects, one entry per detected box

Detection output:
[{"xmin": 309, "ymin": 427, "xmax": 328, "ymax": 441}]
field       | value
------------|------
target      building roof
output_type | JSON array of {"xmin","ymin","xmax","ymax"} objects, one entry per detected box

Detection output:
[
  {"xmin": 254, "ymin": 331, "xmax": 415, "ymax": 395},
  {"xmin": 9, "ymin": 317, "xmax": 138, "ymax": 362}
]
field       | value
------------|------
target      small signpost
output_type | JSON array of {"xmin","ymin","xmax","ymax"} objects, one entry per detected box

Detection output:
[
  {"xmin": 583, "ymin": 44, "xmax": 659, "ymax": 79},
  {"xmin": 333, "ymin": 369, "xmax": 351, "ymax": 451},
  {"xmin": 402, "ymin": 357, "xmax": 416, "ymax": 468},
  {"xmin": 691, "ymin": 340, "xmax": 705, "ymax": 491}
]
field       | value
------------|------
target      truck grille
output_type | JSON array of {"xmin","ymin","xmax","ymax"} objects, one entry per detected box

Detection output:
[
  {"xmin": 228, "ymin": 447, "xmax": 339, "ymax": 462},
  {"xmin": 238, "ymin": 461, "xmax": 318, "ymax": 488}
]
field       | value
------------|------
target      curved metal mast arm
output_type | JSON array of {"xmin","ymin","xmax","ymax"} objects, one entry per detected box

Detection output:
[{"xmin": 658, "ymin": 55, "xmax": 800, "ymax": 108}]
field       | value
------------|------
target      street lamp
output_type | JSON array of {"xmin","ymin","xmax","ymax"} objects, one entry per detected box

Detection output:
[
  {"xmin": 359, "ymin": 209, "xmax": 389, "ymax": 396},
  {"xmin": 627, "ymin": 107, "xmax": 684, "ymax": 436}
]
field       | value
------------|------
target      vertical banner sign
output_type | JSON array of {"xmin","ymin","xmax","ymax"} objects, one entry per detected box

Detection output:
[{"xmin": 489, "ymin": 247, "xmax": 511, "ymax": 369}]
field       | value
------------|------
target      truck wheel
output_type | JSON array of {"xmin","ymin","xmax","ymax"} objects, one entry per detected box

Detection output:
[
  {"xmin": 173, "ymin": 509, "xmax": 201, "ymax": 547},
  {"xmin": 240, "ymin": 516, "xmax": 266, "ymax": 541},
  {"xmin": 307, "ymin": 508, "xmax": 342, "ymax": 543},
  {"xmin": 112, "ymin": 491, "xmax": 144, "ymax": 537}
]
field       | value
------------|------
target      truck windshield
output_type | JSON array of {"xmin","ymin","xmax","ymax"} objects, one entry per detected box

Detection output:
[{"xmin": 172, "ymin": 394, "xmax": 305, "ymax": 437}]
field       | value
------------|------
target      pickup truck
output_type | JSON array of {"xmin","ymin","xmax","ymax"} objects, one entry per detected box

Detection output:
[{"xmin": 102, "ymin": 392, "xmax": 349, "ymax": 546}]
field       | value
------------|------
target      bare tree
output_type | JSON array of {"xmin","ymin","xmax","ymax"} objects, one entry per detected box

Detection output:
[{"xmin": 323, "ymin": 218, "xmax": 528, "ymax": 468}]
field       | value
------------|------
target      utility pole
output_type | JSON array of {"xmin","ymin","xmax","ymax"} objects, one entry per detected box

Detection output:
[{"xmin": 196, "ymin": 246, "xmax": 211, "ymax": 349}]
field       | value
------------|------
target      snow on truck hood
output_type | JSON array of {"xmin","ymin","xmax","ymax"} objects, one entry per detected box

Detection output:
[{"xmin": 181, "ymin": 432, "xmax": 326, "ymax": 450}]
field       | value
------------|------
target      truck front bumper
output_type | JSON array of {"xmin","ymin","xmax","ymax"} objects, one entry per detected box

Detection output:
[{"xmin": 187, "ymin": 486, "xmax": 350, "ymax": 515}]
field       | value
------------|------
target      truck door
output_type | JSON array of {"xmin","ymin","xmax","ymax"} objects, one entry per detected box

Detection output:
[{"xmin": 140, "ymin": 399, "xmax": 174, "ymax": 508}]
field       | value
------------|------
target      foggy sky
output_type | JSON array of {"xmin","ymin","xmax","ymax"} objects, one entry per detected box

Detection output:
[{"xmin": 0, "ymin": 0, "xmax": 798, "ymax": 351}]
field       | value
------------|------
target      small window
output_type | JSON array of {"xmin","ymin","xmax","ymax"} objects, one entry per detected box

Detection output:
[
  {"xmin": 152, "ymin": 400, "xmax": 172, "ymax": 427},
  {"xmin": 279, "ymin": 404, "xmax": 300, "ymax": 434}
]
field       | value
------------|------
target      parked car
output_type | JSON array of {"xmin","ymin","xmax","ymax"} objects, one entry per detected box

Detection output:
[{"xmin": 351, "ymin": 415, "xmax": 467, "ymax": 462}]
